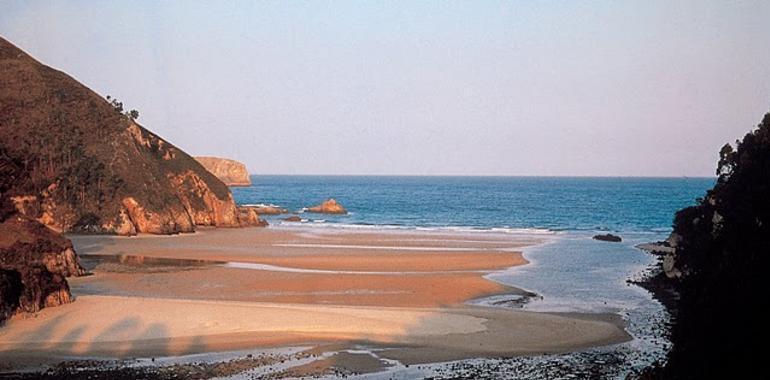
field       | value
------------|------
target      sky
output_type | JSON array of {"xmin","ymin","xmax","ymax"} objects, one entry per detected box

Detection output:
[{"xmin": 1, "ymin": 1, "xmax": 769, "ymax": 177}]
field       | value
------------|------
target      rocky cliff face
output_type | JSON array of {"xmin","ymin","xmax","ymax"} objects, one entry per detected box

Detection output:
[
  {"xmin": 0, "ymin": 215, "xmax": 86, "ymax": 323},
  {"xmin": 0, "ymin": 37, "xmax": 262, "ymax": 235},
  {"xmin": 194, "ymin": 157, "xmax": 251, "ymax": 186},
  {"xmin": 1, "ymin": 150, "xmax": 85, "ymax": 324}
]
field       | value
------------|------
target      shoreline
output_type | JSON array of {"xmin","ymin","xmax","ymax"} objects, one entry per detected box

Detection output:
[
  {"xmin": 0, "ymin": 227, "xmax": 632, "ymax": 376},
  {"xmin": 260, "ymin": 221, "xmax": 560, "ymax": 237}
]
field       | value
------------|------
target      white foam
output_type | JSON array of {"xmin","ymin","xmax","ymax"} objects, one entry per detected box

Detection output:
[
  {"xmin": 272, "ymin": 243, "xmax": 492, "ymax": 251},
  {"xmin": 241, "ymin": 203, "xmax": 284, "ymax": 208},
  {"xmin": 271, "ymin": 221, "xmax": 554, "ymax": 235},
  {"xmin": 277, "ymin": 219, "xmax": 309, "ymax": 224},
  {"xmin": 417, "ymin": 226, "xmax": 555, "ymax": 235}
]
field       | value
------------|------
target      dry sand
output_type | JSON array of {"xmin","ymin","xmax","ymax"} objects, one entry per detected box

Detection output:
[
  {"xmin": 0, "ymin": 295, "xmax": 627, "ymax": 363},
  {"xmin": 0, "ymin": 227, "xmax": 630, "ymax": 371}
]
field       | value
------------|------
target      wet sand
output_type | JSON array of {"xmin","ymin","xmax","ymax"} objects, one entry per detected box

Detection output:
[{"xmin": 0, "ymin": 227, "xmax": 630, "ymax": 373}]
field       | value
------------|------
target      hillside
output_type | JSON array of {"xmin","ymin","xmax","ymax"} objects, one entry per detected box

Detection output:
[
  {"xmin": 1, "ymin": 146, "xmax": 85, "ymax": 324},
  {"xmin": 0, "ymin": 37, "xmax": 258, "ymax": 235},
  {"xmin": 194, "ymin": 156, "xmax": 251, "ymax": 186}
]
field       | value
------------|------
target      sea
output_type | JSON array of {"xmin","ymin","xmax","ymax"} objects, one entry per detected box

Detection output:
[
  {"xmin": 232, "ymin": 176, "xmax": 710, "ymax": 233},
  {"xmin": 231, "ymin": 175, "xmax": 714, "ymax": 378}
]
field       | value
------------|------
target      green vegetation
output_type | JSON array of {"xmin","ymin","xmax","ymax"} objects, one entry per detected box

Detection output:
[{"xmin": 106, "ymin": 95, "xmax": 139, "ymax": 121}]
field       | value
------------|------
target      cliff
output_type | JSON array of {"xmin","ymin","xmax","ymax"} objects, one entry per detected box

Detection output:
[
  {"xmin": 194, "ymin": 157, "xmax": 251, "ymax": 186},
  {"xmin": 639, "ymin": 111, "xmax": 770, "ymax": 378},
  {"xmin": 1, "ymin": 147, "xmax": 85, "ymax": 324},
  {"xmin": 0, "ymin": 37, "xmax": 262, "ymax": 235},
  {"xmin": 0, "ymin": 215, "xmax": 86, "ymax": 324}
]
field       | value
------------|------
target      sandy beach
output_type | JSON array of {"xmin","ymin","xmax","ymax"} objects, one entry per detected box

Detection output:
[{"xmin": 0, "ymin": 227, "xmax": 630, "ymax": 374}]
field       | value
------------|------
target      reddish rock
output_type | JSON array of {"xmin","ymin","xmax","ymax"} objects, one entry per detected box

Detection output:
[
  {"xmin": 237, "ymin": 207, "xmax": 268, "ymax": 227},
  {"xmin": 250, "ymin": 205, "xmax": 288, "ymax": 215},
  {"xmin": 194, "ymin": 157, "xmax": 251, "ymax": 186},
  {"xmin": 1, "ymin": 120, "xmax": 84, "ymax": 325},
  {"xmin": 0, "ymin": 215, "xmax": 86, "ymax": 324},
  {"xmin": 283, "ymin": 216, "xmax": 302, "ymax": 222},
  {"xmin": 307, "ymin": 199, "xmax": 347, "ymax": 214}
]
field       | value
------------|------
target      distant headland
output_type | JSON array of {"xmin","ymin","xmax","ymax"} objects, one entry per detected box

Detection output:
[{"xmin": 194, "ymin": 156, "xmax": 251, "ymax": 187}]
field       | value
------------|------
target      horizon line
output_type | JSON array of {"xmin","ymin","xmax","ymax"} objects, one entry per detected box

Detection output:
[{"xmin": 244, "ymin": 173, "xmax": 716, "ymax": 179}]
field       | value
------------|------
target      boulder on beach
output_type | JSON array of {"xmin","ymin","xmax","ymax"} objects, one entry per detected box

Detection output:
[
  {"xmin": 306, "ymin": 199, "xmax": 347, "ymax": 214},
  {"xmin": 593, "ymin": 233, "xmax": 622, "ymax": 243}
]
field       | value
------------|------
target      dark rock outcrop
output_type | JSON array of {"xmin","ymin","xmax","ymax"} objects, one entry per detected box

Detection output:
[
  {"xmin": 306, "ymin": 199, "xmax": 347, "ymax": 214},
  {"xmin": 283, "ymin": 216, "xmax": 302, "ymax": 222},
  {"xmin": 0, "ymin": 269, "xmax": 21, "ymax": 323},
  {"xmin": 194, "ymin": 156, "xmax": 251, "ymax": 187},
  {"xmin": 0, "ymin": 37, "xmax": 245, "ymax": 235},
  {"xmin": 636, "ymin": 234, "xmax": 681, "ymax": 279},
  {"xmin": 0, "ymin": 216, "xmax": 86, "ymax": 319},
  {"xmin": 593, "ymin": 233, "xmax": 622, "ymax": 243},
  {"xmin": 1, "ymin": 149, "xmax": 85, "ymax": 324}
]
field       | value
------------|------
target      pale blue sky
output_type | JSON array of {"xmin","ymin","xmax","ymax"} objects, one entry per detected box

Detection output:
[{"xmin": 2, "ymin": 1, "xmax": 769, "ymax": 176}]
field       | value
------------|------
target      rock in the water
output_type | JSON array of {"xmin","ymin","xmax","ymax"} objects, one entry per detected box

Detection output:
[
  {"xmin": 249, "ymin": 205, "xmax": 288, "ymax": 215},
  {"xmin": 283, "ymin": 216, "xmax": 302, "ymax": 222},
  {"xmin": 236, "ymin": 207, "xmax": 269, "ymax": 227},
  {"xmin": 0, "ymin": 37, "xmax": 241, "ymax": 236},
  {"xmin": 593, "ymin": 233, "xmax": 622, "ymax": 243},
  {"xmin": 306, "ymin": 199, "xmax": 347, "ymax": 214},
  {"xmin": 195, "ymin": 157, "xmax": 251, "ymax": 187}
]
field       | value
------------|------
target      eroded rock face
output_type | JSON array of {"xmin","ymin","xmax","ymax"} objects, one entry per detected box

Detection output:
[
  {"xmin": 120, "ymin": 196, "xmax": 194, "ymax": 235},
  {"xmin": 168, "ymin": 170, "xmax": 240, "ymax": 227},
  {"xmin": 306, "ymin": 199, "xmax": 347, "ymax": 214},
  {"xmin": 0, "ymin": 215, "xmax": 86, "ymax": 324},
  {"xmin": 0, "ymin": 37, "xmax": 242, "ymax": 236},
  {"xmin": 0, "ymin": 141, "xmax": 84, "ymax": 324},
  {"xmin": 195, "ymin": 157, "xmax": 251, "ymax": 186}
]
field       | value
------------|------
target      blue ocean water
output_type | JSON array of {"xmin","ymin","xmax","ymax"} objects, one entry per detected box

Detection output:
[
  {"xmin": 231, "ymin": 176, "xmax": 714, "ymax": 376},
  {"xmin": 232, "ymin": 176, "xmax": 713, "ymax": 233}
]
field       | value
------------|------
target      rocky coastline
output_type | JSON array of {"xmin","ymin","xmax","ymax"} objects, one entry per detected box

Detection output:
[
  {"xmin": 0, "ymin": 36, "xmax": 269, "ymax": 325},
  {"xmin": 629, "ymin": 239, "xmax": 681, "ymax": 318},
  {"xmin": 0, "ymin": 37, "xmax": 267, "ymax": 237}
]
